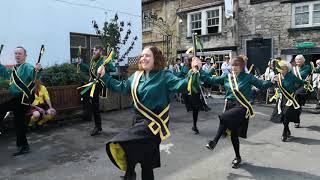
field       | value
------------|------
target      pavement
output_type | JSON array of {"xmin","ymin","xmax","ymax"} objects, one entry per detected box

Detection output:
[{"xmin": 1, "ymin": 95, "xmax": 320, "ymax": 180}]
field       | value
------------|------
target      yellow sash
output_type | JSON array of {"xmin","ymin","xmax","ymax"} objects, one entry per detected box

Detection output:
[
  {"xmin": 277, "ymin": 73, "xmax": 300, "ymax": 109},
  {"xmin": 228, "ymin": 73, "xmax": 255, "ymax": 119},
  {"xmin": 131, "ymin": 71, "xmax": 171, "ymax": 141}
]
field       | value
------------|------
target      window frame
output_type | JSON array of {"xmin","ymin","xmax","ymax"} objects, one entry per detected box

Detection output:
[
  {"xmin": 292, "ymin": 1, "xmax": 320, "ymax": 28},
  {"xmin": 187, "ymin": 6, "xmax": 222, "ymax": 37},
  {"xmin": 142, "ymin": 10, "xmax": 152, "ymax": 31}
]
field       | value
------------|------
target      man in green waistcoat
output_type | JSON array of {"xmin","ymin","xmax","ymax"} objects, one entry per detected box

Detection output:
[
  {"xmin": 0, "ymin": 46, "xmax": 41, "ymax": 156},
  {"xmin": 79, "ymin": 45, "xmax": 116, "ymax": 136}
]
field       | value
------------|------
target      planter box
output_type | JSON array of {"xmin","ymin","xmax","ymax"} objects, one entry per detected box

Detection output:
[
  {"xmin": 0, "ymin": 90, "xmax": 12, "ymax": 104},
  {"xmin": 120, "ymin": 94, "xmax": 132, "ymax": 109},
  {"xmin": 47, "ymin": 85, "xmax": 82, "ymax": 112}
]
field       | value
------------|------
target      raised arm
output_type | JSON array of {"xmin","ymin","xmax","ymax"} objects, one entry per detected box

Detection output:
[
  {"xmin": 104, "ymin": 73, "xmax": 133, "ymax": 95},
  {"xmin": 165, "ymin": 71, "xmax": 189, "ymax": 93},
  {"xmin": 199, "ymin": 70, "xmax": 225, "ymax": 85},
  {"xmin": 0, "ymin": 64, "xmax": 11, "ymax": 80},
  {"xmin": 249, "ymin": 74, "xmax": 273, "ymax": 90},
  {"xmin": 79, "ymin": 63, "xmax": 89, "ymax": 73}
]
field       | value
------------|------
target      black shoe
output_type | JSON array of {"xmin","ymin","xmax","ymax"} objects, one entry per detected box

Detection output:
[
  {"xmin": 281, "ymin": 134, "xmax": 287, "ymax": 142},
  {"xmin": 287, "ymin": 129, "xmax": 291, "ymax": 137},
  {"xmin": 206, "ymin": 140, "xmax": 217, "ymax": 151},
  {"xmin": 294, "ymin": 123, "xmax": 300, "ymax": 128},
  {"xmin": 12, "ymin": 146, "xmax": 30, "ymax": 156},
  {"xmin": 232, "ymin": 157, "xmax": 242, "ymax": 169},
  {"xmin": 192, "ymin": 126, "xmax": 199, "ymax": 134},
  {"xmin": 90, "ymin": 127, "xmax": 102, "ymax": 136}
]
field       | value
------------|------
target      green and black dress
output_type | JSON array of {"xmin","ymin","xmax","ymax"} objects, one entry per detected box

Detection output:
[{"xmin": 104, "ymin": 70, "xmax": 192, "ymax": 172}]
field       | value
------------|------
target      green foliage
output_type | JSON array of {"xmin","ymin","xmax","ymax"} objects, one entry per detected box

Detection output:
[
  {"xmin": 93, "ymin": 14, "xmax": 138, "ymax": 62},
  {"xmin": 41, "ymin": 63, "xmax": 88, "ymax": 86},
  {"xmin": 0, "ymin": 79, "xmax": 9, "ymax": 90}
]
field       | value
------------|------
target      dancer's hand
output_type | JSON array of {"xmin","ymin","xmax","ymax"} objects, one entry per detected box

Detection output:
[
  {"xmin": 272, "ymin": 75, "xmax": 278, "ymax": 83},
  {"xmin": 97, "ymin": 65, "xmax": 105, "ymax": 76},
  {"xmin": 35, "ymin": 63, "xmax": 41, "ymax": 72}
]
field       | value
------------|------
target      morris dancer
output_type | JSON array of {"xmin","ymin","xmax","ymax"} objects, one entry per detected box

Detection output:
[
  {"xmin": 201, "ymin": 56, "xmax": 274, "ymax": 168},
  {"xmin": 0, "ymin": 46, "xmax": 41, "ymax": 156},
  {"xmin": 292, "ymin": 55, "xmax": 312, "ymax": 128},
  {"xmin": 100, "ymin": 46, "xmax": 198, "ymax": 180},
  {"xmin": 270, "ymin": 60, "xmax": 308, "ymax": 142},
  {"xmin": 79, "ymin": 45, "xmax": 115, "ymax": 136}
]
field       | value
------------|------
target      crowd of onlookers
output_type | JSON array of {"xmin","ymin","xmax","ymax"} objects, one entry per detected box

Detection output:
[{"xmin": 166, "ymin": 55, "xmax": 320, "ymax": 109}]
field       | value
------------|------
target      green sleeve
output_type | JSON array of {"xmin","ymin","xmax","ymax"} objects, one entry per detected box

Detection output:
[
  {"xmin": 165, "ymin": 71, "xmax": 188, "ymax": 93},
  {"xmin": 79, "ymin": 63, "xmax": 89, "ymax": 73},
  {"xmin": 0, "ymin": 64, "xmax": 11, "ymax": 80},
  {"xmin": 199, "ymin": 70, "xmax": 225, "ymax": 85},
  {"xmin": 104, "ymin": 73, "xmax": 133, "ymax": 95},
  {"xmin": 293, "ymin": 74, "xmax": 306, "ymax": 85},
  {"xmin": 249, "ymin": 74, "xmax": 273, "ymax": 89},
  {"xmin": 315, "ymin": 67, "xmax": 320, "ymax": 74},
  {"xmin": 209, "ymin": 68, "xmax": 217, "ymax": 75},
  {"xmin": 106, "ymin": 61, "xmax": 116, "ymax": 73}
]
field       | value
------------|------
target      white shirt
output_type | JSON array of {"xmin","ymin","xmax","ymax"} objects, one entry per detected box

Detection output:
[{"xmin": 264, "ymin": 67, "xmax": 275, "ymax": 80}]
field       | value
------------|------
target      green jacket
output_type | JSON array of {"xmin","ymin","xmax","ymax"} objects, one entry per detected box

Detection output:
[
  {"xmin": 293, "ymin": 64, "xmax": 312, "ymax": 80},
  {"xmin": 280, "ymin": 72, "xmax": 305, "ymax": 94},
  {"xmin": 104, "ymin": 70, "xmax": 192, "ymax": 111},
  {"xmin": 80, "ymin": 55, "xmax": 116, "ymax": 82},
  {"xmin": 200, "ymin": 70, "xmax": 272, "ymax": 101},
  {"xmin": 0, "ymin": 63, "xmax": 39, "ymax": 96}
]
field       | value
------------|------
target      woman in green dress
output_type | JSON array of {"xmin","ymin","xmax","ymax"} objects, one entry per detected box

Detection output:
[
  {"xmin": 98, "ymin": 46, "xmax": 196, "ymax": 180},
  {"xmin": 198, "ymin": 56, "xmax": 274, "ymax": 168}
]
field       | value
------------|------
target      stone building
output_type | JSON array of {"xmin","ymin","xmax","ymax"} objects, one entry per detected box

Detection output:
[
  {"xmin": 142, "ymin": 0, "xmax": 179, "ymax": 62},
  {"xmin": 176, "ymin": 0, "xmax": 239, "ymax": 74},
  {"xmin": 142, "ymin": 0, "xmax": 320, "ymax": 73},
  {"xmin": 238, "ymin": 0, "xmax": 320, "ymax": 73}
]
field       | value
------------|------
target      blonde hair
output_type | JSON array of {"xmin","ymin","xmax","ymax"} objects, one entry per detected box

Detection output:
[
  {"xmin": 316, "ymin": 59, "xmax": 320, "ymax": 66},
  {"xmin": 278, "ymin": 60, "xmax": 292, "ymax": 71},
  {"xmin": 295, "ymin": 54, "xmax": 305, "ymax": 62}
]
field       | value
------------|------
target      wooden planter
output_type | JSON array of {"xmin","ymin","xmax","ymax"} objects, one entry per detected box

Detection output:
[
  {"xmin": 0, "ymin": 90, "xmax": 12, "ymax": 104},
  {"xmin": 47, "ymin": 85, "xmax": 82, "ymax": 112},
  {"xmin": 120, "ymin": 94, "xmax": 132, "ymax": 109}
]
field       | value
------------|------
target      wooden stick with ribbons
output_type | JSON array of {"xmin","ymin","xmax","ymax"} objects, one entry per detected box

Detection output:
[
  {"xmin": 76, "ymin": 46, "xmax": 81, "ymax": 74},
  {"xmin": 35, "ymin": 45, "xmax": 45, "ymax": 75},
  {"xmin": 0, "ymin": 45, "xmax": 4, "ymax": 64},
  {"xmin": 78, "ymin": 49, "xmax": 114, "ymax": 97}
]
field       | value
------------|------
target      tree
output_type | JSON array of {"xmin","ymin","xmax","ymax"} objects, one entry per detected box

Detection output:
[{"xmin": 92, "ymin": 14, "xmax": 138, "ymax": 63}]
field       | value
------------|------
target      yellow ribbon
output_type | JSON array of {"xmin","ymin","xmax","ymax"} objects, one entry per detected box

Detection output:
[{"xmin": 269, "ymin": 88, "xmax": 280, "ymax": 102}]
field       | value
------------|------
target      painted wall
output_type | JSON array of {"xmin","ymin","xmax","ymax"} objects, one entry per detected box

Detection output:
[{"xmin": 0, "ymin": 0, "xmax": 142, "ymax": 67}]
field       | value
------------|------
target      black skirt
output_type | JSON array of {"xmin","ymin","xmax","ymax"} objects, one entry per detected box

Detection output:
[
  {"xmin": 106, "ymin": 110, "xmax": 162, "ymax": 171},
  {"xmin": 270, "ymin": 96, "xmax": 301, "ymax": 124},
  {"xmin": 295, "ymin": 86, "xmax": 309, "ymax": 106},
  {"xmin": 219, "ymin": 100, "xmax": 249, "ymax": 138},
  {"xmin": 183, "ymin": 93, "xmax": 206, "ymax": 112}
]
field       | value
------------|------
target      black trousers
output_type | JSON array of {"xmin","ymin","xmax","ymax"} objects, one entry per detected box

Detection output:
[
  {"xmin": 0, "ymin": 95, "xmax": 29, "ymax": 147},
  {"xmin": 82, "ymin": 84, "xmax": 102, "ymax": 128}
]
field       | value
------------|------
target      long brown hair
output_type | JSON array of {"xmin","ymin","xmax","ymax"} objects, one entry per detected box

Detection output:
[{"xmin": 138, "ymin": 46, "xmax": 167, "ymax": 70}]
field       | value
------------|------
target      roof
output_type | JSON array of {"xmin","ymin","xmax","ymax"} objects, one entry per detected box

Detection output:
[
  {"xmin": 177, "ymin": 0, "xmax": 224, "ymax": 13},
  {"xmin": 142, "ymin": 0, "xmax": 159, "ymax": 5}
]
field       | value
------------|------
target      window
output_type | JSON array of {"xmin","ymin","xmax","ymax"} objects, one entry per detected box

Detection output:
[
  {"xmin": 70, "ymin": 33, "xmax": 101, "ymax": 64},
  {"xmin": 190, "ymin": 12, "xmax": 202, "ymax": 35},
  {"xmin": 314, "ymin": 3, "xmax": 320, "ymax": 24},
  {"xmin": 187, "ymin": 6, "xmax": 222, "ymax": 37},
  {"xmin": 292, "ymin": 1, "xmax": 320, "ymax": 28},
  {"xmin": 142, "ymin": 10, "xmax": 152, "ymax": 30},
  {"xmin": 207, "ymin": 9, "xmax": 219, "ymax": 34}
]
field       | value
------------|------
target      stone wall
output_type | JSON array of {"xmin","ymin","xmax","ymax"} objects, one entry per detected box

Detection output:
[
  {"xmin": 178, "ymin": 1, "xmax": 238, "ymax": 52},
  {"xmin": 238, "ymin": 0, "xmax": 320, "ymax": 56}
]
